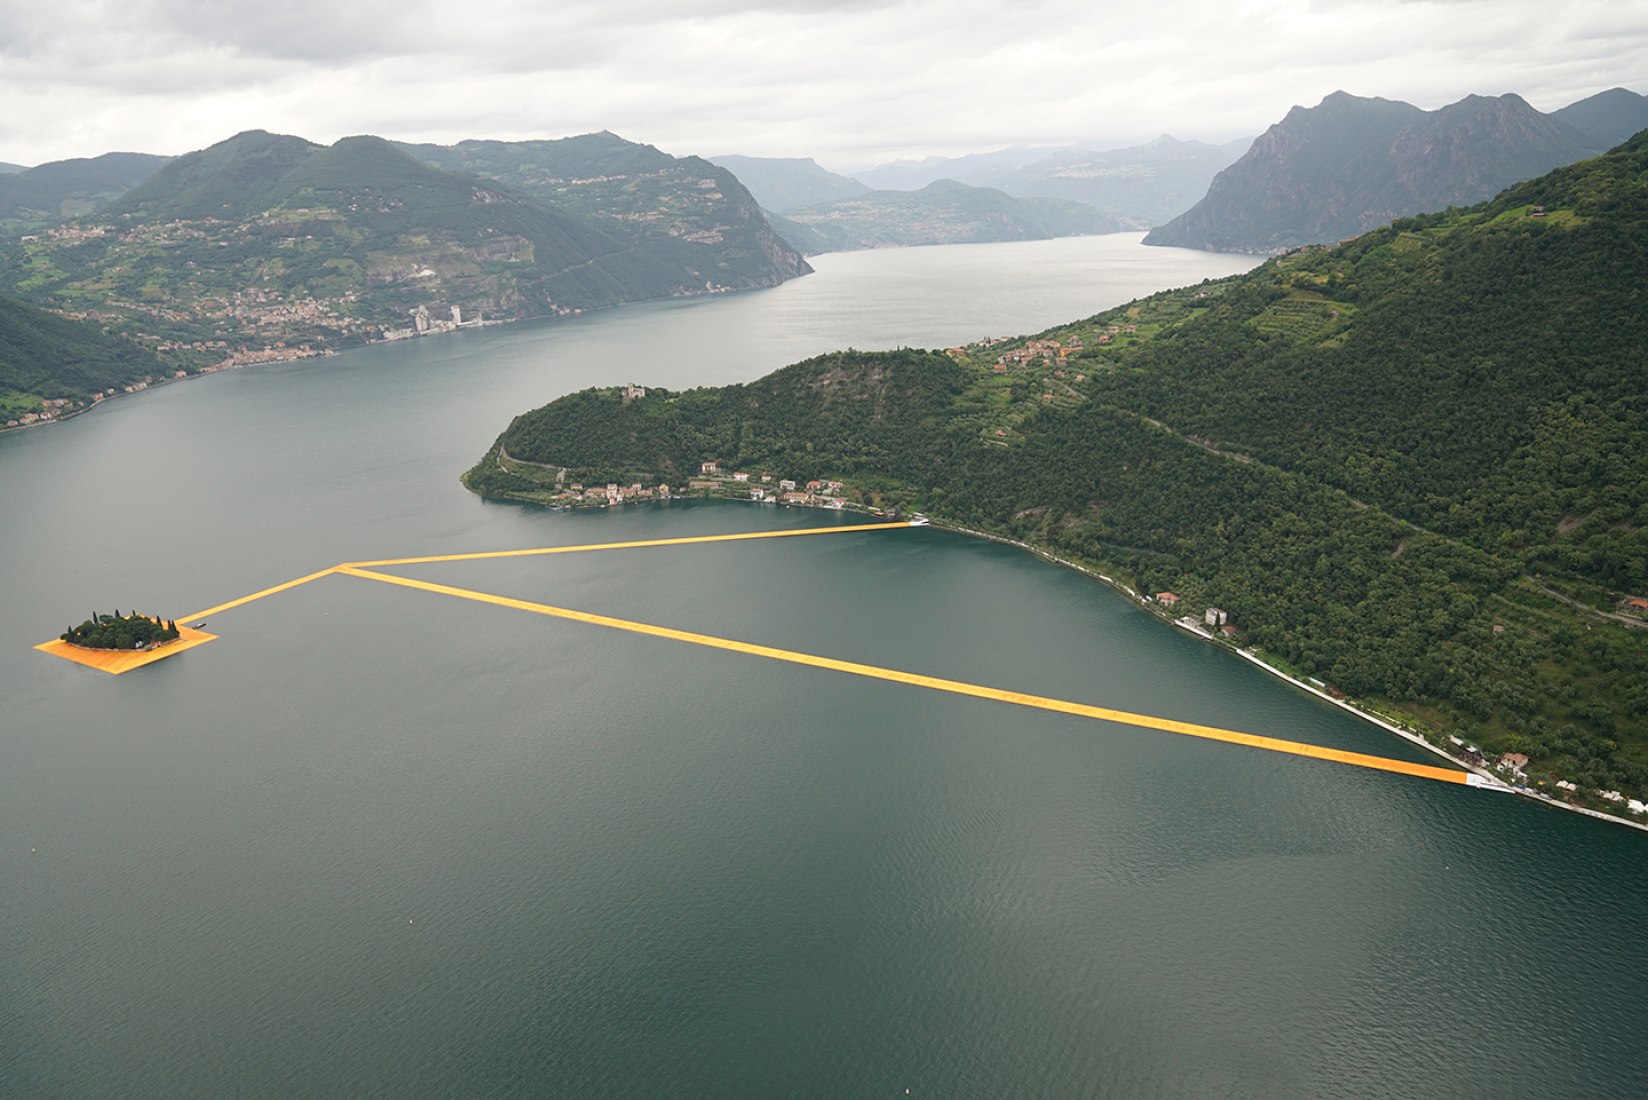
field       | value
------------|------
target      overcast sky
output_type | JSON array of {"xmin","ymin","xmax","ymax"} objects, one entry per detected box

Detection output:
[{"xmin": 3, "ymin": 0, "xmax": 1645, "ymax": 171}]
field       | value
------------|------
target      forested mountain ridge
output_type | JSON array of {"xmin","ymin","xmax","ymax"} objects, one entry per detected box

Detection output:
[
  {"xmin": 1146, "ymin": 91, "xmax": 1605, "ymax": 252},
  {"xmin": 0, "ymin": 152, "xmax": 172, "ymax": 234},
  {"xmin": 469, "ymin": 132, "xmax": 1648, "ymax": 810},
  {"xmin": 0, "ymin": 130, "xmax": 811, "ymax": 389},
  {"xmin": 395, "ymin": 133, "xmax": 811, "ymax": 288}
]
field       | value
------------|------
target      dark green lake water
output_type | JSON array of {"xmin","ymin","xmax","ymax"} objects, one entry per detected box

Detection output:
[{"xmin": 3, "ymin": 236, "xmax": 1644, "ymax": 1098}]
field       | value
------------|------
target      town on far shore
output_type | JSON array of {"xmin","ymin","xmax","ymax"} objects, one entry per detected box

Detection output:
[
  {"xmin": 496, "ymin": 385, "xmax": 868, "ymax": 514},
  {"xmin": 544, "ymin": 458, "xmax": 854, "ymax": 512}
]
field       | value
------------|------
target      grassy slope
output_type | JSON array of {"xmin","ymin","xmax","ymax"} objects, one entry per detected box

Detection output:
[{"xmin": 0, "ymin": 293, "xmax": 163, "ymax": 405}]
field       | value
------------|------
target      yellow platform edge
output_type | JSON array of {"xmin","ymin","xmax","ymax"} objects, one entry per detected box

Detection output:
[{"xmin": 35, "ymin": 626, "xmax": 218, "ymax": 675}]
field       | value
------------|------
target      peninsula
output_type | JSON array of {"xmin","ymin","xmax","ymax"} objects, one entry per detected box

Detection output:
[{"xmin": 466, "ymin": 131, "xmax": 1648, "ymax": 825}]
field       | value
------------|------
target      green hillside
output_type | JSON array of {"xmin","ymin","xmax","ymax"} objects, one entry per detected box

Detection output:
[
  {"xmin": 0, "ymin": 152, "xmax": 171, "ymax": 233},
  {"xmin": 395, "ymin": 132, "xmax": 810, "ymax": 289},
  {"xmin": 0, "ymin": 293, "xmax": 164, "ymax": 419},
  {"xmin": 468, "ymin": 133, "xmax": 1648, "ymax": 810},
  {"xmin": 0, "ymin": 130, "xmax": 808, "ymax": 371}
]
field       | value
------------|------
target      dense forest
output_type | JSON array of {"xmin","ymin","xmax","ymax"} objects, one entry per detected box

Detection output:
[
  {"xmin": 61, "ymin": 612, "xmax": 180, "ymax": 650},
  {"xmin": 467, "ymin": 133, "xmax": 1648, "ymax": 806},
  {"xmin": 0, "ymin": 293, "xmax": 164, "ymax": 411}
]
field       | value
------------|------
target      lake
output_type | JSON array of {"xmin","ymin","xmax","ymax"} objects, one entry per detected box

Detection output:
[{"xmin": 3, "ymin": 234, "xmax": 1644, "ymax": 1098}]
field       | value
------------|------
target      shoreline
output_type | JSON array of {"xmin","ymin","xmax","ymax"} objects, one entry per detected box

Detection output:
[
  {"xmin": 466, "ymin": 488, "xmax": 1648, "ymax": 835},
  {"xmin": 3, "ymin": 272, "xmax": 813, "ymax": 439},
  {"xmin": 0, "ymin": 349, "xmax": 337, "ymax": 437},
  {"xmin": 922, "ymin": 516, "xmax": 1648, "ymax": 836}
]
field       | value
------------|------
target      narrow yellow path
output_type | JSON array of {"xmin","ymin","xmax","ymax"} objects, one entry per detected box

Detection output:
[
  {"xmin": 345, "ymin": 521, "xmax": 913, "ymax": 568},
  {"xmin": 170, "ymin": 522, "xmax": 910, "ymax": 623},
  {"xmin": 179, "ymin": 568, "xmax": 341, "ymax": 624},
  {"xmin": 337, "ymin": 564, "xmax": 1473, "ymax": 787},
  {"xmin": 46, "ymin": 518, "xmax": 1491, "ymax": 791}
]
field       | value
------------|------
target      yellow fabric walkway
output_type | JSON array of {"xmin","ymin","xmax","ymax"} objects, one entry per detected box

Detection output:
[
  {"xmin": 38, "ymin": 518, "xmax": 1488, "ymax": 790},
  {"xmin": 334, "ymin": 562, "xmax": 1470, "ymax": 787}
]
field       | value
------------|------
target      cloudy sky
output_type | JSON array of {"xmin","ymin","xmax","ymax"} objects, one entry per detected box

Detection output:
[{"xmin": 3, "ymin": 0, "xmax": 1645, "ymax": 171}]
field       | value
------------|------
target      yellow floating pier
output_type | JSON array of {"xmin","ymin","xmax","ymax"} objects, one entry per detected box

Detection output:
[
  {"xmin": 33, "ymin": 518, "xmax": 1489, "ymax": 789},
  {"xmin": 336, "ymin": 564, "xmax": 1473, "ymax": 787},
  {"xmin": 35, "ymin": 625, "xmax": 217, "ymax": 675}
]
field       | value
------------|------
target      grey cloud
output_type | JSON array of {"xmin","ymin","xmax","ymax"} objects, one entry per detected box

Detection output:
[{"xmin": 0, "ymin": 0, "xmax": 1644, "ymax": 169}]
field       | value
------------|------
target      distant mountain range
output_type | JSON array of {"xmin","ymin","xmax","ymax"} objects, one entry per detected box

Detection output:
[
  {"xmin": 851, "ymin": 146, "xmax": 1059, "ymax": 192},
  {"xmin": 715, "ymin": 137, "xmax": 1247, "ymax": 239},
  {"xmin": 766, "ymin": 179, "xmax": 1120, "ymax": 253},
  {"xmin": 0, "ymin": 129, "xmax": 809, "ymax": 411},
  {"xmin": 707, "ymin": 155, "xmax": 869, "ymax": 213},
  {"xmin": 1146, "ymin": 88, "xmax": 1644, "ymax": 252},
  {"xmin": 959, "ymin": 136, "xmax": 1252, "ymax": 227}
]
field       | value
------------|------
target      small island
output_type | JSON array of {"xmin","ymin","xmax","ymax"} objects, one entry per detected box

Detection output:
[
  {"xmin": 61, "ymin": 611, "xmax": 181, "ymax": 651},
  {"xmin": 37, "ymin": 610, "xmax": 215, "ymax": 675}
]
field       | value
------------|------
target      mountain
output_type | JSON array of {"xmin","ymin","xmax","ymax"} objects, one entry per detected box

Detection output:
[
  {"xmin": 1551, "ymin": 87, "xmax": 1648, "ymax": 148},
  {"xmin": 707, "ymin": 154, "xmax": 870, "ymax": 213},
  {"xmin": 767, "ymin": 179, "xmax": 1120, "ymax": 254},
  {"xmin": 853, "ymin": 146, "xmax": 1059, "ymax": 191},
  {"xmin": 961, "ymin": 135, "xmax": 1247, "ymax": 227},
  {"xmin": 0, "ymin": 162, "xmax": 26, "ymax": 174},
  {"xmin": 1145, "ymin": 91, "xmax": 1600, "ymax": 253},
  {"xmin": 0, "ymin": 293, "xmax": 165, "ymax": 420},
  {"xmin": 0, "ymin": 152, "xmax": 172, "ymax": 233},
  {"xmin": 0, "ymin": 130, "xmax": 807, "ymax": 365},
  {"xmin": 471, "ymin": 134, "xmax": 1648, "ymax": 808},
  {"xmin": 395, "ymin": 133, "xmax": 810, "ymax": 289}
]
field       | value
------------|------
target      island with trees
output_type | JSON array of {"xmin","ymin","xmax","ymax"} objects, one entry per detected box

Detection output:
[
  {"xmin": 60, "ymin": 611, "xmax": 182, "ymax": 651},
  {"xmin": 465, "ymin": 131, "xmax": 1648, "ymax": 826}
]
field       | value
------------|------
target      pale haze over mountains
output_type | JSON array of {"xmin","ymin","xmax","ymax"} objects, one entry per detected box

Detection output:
[{"xmin": 3, "ymin": 0, "xmax": 1645, "ymax": 169}]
